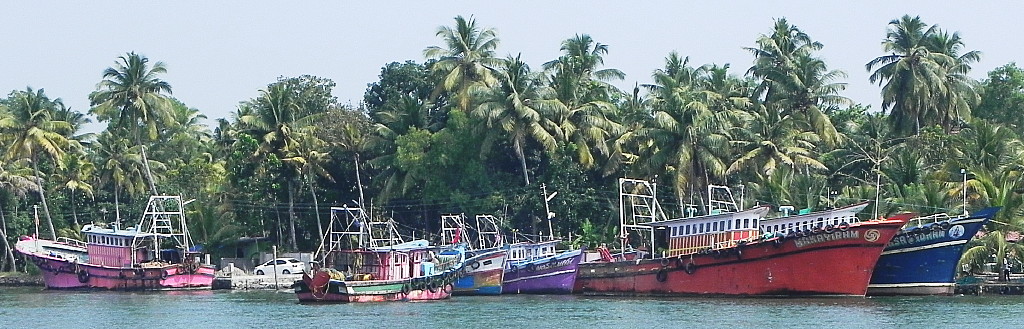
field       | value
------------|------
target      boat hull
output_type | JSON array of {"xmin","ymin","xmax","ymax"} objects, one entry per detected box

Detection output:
[
  {"xmin": 503, "ymin": 249, "xmax": 582, "ymax": 294},
  {"xmin": 454, "ymin": 249, "xmax": 506, "ymax": 295},
  {"xmin": 868, "ymin": 208, "xmax": 997, "ymax": 296},
  {"xmin": 295, "ymin": 273, "xmax": 452, "ymax": 303},
  {"xmin": 576, "ymin": 220, "xmax": 905, "ymax": 296},
  {"xmin": 17, "ymin": 238, "xmax": 214, "ymax": 290}
]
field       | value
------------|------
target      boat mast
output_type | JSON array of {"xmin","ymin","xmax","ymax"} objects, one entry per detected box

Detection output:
[{"xmin": 541, "ymin": 184, "xmax": 557, "ymax": 241}]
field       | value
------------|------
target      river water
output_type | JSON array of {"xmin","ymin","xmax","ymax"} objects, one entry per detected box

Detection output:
[{"xmin": 2, "ymin": 287, "xmax": 1022, "ymax": 328}]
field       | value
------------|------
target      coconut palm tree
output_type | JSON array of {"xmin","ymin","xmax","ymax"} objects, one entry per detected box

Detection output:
[
  {"xmin": 237, "ymin": 81, "xmax": 323, "ymax": 250},
  {"xmin": 927, "ymin": 30, "xmax": 982, "ymax": 130},
  {"xmin": 543, "ymin": 34, "xmax": 625, "ymax": 169},
  {"xmin": 53, "ymin": 151, "xmax": 95, "ymax": 227},
  {"xmin": 471, "ymin": 55, "xmax": 563, "ymax": 186},
  {"xmin": 866, "ymin": 15, "xmax": 953, "ymax": 135},
  {"xmin": 0, "ymin": 162, "xmax": 39, "ymax": 271},
  {"xmin": 0, "ymin": 87, "xmax": 71, "ymax": 239},
  {"xmin": 728, "ymin": 105, "xmax": 827, "ymax": 179},
  {"xmin": 282, "ymin": 133, "xmax": 333, "ymax": 243},
  {"xmin": 746, "ymin": 18, "xmax": 846, "ymax": 146},
  {"xmin": 89, "ymin": 52, "xmax": 173, "ymax": 195},
  {"xmin": 424, "ymin": 15, "xmax": 504, "ymax": 112},
  {"xmin": 631, "ymin": 54, "xmax": 741, "ymax": 198},
  {"xmin": 92, "ymin": 130, "xmax": 149, "ymax": 224}
]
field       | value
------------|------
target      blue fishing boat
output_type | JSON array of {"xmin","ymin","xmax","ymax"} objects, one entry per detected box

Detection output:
[
  {"xmin": 441, "ymin": 214, "xmax": 509, "ymax": 295},
  {"xmin": 868, "ymin": 207, "xmax": 999, "ymax": 295}
]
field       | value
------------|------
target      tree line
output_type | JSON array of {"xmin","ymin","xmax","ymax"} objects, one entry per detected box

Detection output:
[{"xmin": 2, "ymin": 15, "xmax": 1023, "ymax": 274}]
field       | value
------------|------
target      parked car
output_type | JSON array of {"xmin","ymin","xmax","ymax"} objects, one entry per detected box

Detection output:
[{"xmin": 254, "ymin": 258, "xmax": 306, "ymax": 275}]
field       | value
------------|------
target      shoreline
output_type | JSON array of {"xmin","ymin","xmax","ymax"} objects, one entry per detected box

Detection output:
[{"xmin": 0, "ymin": 273, "xmax": 44, "ymax": 287}]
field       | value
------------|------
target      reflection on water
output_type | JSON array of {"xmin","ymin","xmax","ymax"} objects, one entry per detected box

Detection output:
[{"xmin": 3, "ymin": 287, "xmax": 1023, "ymax": 328}]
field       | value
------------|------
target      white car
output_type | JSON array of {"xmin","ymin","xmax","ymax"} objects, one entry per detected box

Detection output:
[{"xmin": 254, "ymin": 258, "xmax": 306, "ymax": 275}]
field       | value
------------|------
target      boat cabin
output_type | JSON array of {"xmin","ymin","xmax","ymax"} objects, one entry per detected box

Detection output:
[
  {"xmin": 82, "ymin": 225, "xmax": 148, "ymax": 267},
  {"xmin": 506, "ymin": 240, "xmax": 559, "ymax": 266},
  {"xmin": 647, "ymin": 206, "xmax": 769, "ymax": 257},
  {"xmin": 758, "ymin": 202, "xmax": 869, "ymax": 236},
  {"xmin": 324, "ymin": 240, "xmax": 459, "ymax": 281}
]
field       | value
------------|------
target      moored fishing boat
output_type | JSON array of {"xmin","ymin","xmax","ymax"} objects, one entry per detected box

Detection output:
[
  {"xmin": 14, "ymin": 196, "xmax": 215, "ymax": 290},
  {"xmin": 442, "ymin": 214, "xmax": 508, "ymax": 295},
  {"xmin": 574, "ymin": 178, "xmax": 909, "ymax": 297},
  {"xmin": 502, "ymin": 240, "xmax": 582, "ymax": 294},
  {"xmin": 295, "ymin": 206, "xmax": 464, "ymax": 303},
  {"xmin": 867, "ymin": 207, "xmax": 999, "ymax": 295}
]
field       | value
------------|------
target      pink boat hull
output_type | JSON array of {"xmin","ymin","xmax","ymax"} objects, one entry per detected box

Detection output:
[{"xmin": 17, "ymin": 236, "xmax": 215, "ymax": 290}]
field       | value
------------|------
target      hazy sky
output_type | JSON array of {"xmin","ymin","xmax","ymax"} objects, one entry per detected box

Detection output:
[{"xmin": 3, "ymin": 1, "xmax": 1022, "ymax": 134}]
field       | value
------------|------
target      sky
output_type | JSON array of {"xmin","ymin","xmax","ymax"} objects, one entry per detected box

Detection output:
[{"xmin": 3, "ymin": 1, "xmax": 1022, "ymax": 134}]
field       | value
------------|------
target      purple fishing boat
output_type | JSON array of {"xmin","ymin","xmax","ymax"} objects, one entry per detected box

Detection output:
[{"xmin": 502, "ymin": 240, "xmax": 582, "ymax": 294}]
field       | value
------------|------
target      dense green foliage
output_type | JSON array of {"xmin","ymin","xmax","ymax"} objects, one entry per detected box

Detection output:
[{"xmin": 1, "ymin": 15, "xmax": 1023, "ymax": 276}]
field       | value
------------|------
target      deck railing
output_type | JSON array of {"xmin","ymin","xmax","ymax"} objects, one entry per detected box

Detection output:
[{"xmin": 56, "ymin": 237, "xmax": 87, "ymax": 249}]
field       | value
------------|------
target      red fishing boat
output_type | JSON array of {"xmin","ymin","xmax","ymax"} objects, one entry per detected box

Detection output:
[{"xmin": 575, "ymin": 178, "xmax": 909, "ymax": 297}]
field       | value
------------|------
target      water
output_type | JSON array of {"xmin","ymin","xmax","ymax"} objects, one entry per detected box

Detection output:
[{"xmin": 2, "ymin": 287, "xmax": 1023, "ymax": 328}]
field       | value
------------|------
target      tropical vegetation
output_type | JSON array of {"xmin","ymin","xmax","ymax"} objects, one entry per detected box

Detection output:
[{"xmin": 1, "ymin": 15, "xmax": 1022, "ymax": 278}]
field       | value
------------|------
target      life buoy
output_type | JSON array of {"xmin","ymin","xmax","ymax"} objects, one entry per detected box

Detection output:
[
  {"xmin": 660, "ymin": 258, "xmax": 670, "ymax": 267},
  {"xmin": 684, "ymin": 262, "xmax": 697, "ymax": 275},
  {"xmin": 939, "ymin": 222, "xmax": 951, "ymax": 230},
  {"xmin": 470, "ymin": 261, "xmax": 481, "ymax": 270},
  {"xmin": 77, "ymin": 269, "xmax": 90, "ymax": 283},
  {"xmin": 161, "ymin": 269, "xmax": 169, "ymax": 280},
  {"xmin": 838, "ymin": 222, "xmax": 851, "ymax": 231},
  {"xmin": 428, "ymin": 279, "xmax": 439, "ymax": 293},
  {"xmin": 401, "ymin": 283, "xmax": 411, "ymax": 294},
  {"xmin": 655, "ymin": 269, "xmax": 668, "ymax": 282},
  {"xmin": 823, "ymin": 225, "xmax": 835, "ymax": 233},
  {"xmin": 526, "ymin": 263, "xmax": 537, "ymax": 272}
]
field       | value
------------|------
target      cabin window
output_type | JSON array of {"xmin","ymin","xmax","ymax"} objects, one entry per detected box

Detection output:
[
  {"xmin": 723, "ymin": 220, "xmax": 728, "ymax": 231},
  {"xmin": 685, "ymin": 225, "xmax": 690, "ymax": 235},
  {"xmin": 712, "ymin": 222, "xmax": 718, "ymax": 231}
]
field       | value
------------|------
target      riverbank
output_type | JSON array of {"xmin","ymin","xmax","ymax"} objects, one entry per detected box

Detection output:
[{"xmin": 0, "ymin": 272, "xmax": 43, "ymax": 286}]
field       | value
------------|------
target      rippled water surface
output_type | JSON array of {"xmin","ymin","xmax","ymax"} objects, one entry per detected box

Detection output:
[{"xmin": 3, "ymin": 287, "xmax": 1023, "ymax": 328}]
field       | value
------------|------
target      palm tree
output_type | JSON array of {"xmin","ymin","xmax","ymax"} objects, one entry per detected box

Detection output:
[
  {"xmin": 89, "ymin": 52, "xmax": 173, "ymax": 195},
  {"xmin": 0, "ymin": 87, "xmax": 71, "ymax": 239},
  {"xmin": 866, "ymin": 15, "xmax": 953, "ymax": 135},
  {"xmin": 282, "ymin": 134, "xmax": 333, "ymax": 242},
  {"xmin": 238, "ymin": 82, "xmax": 321, "ymax": 250},
  {"xmin": 92, "ymin": 130, "xmax": 148, "ymax": 224},
  {"xmin": 543, "ymin": 34, "xmax": 625, "ymax": 106},
  {"xmin": 927, "ymin": 30, "xmax": 982, "ymax": 130},
  {"xmin": 54, "ymin": 151, "xmax": 95, "ymax": 227},
  {"xmin": 543, "ymin": 34, "xmax": 625, "ymax": 169},
  {"xmin": 0, "ymin": 162, "xmax": 39, "ymax": 271},
  {"xmin": 728, "ymin": 105, "xmax": 827, "ymax": 179},
  {"xmin": 471, "ymin": 55, "xmax": 563, "ymax": 186},
  {"xmin": 746, "ymin": 18, "xmax": 846, "ymax": 146},
  {"xmin": 630, "ymin": 54, "xmax": 741, "ymax": 198},
  {"xmin": 424, "ymin": 15, "xmax": 504, "ymax": 112}
]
